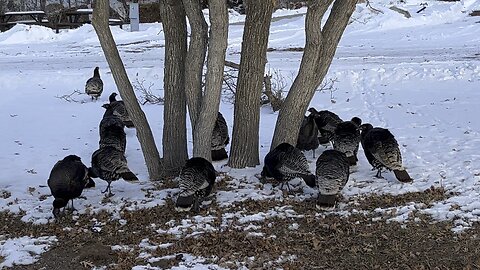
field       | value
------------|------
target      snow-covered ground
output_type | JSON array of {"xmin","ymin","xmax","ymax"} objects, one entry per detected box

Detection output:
[{"xmin": 1, "ymin": 0, "xmax": 480, "ymax": 268}]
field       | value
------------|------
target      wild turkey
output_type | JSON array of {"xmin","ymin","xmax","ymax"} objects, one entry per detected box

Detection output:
[
  {"xmin": 261, "ymin": 142, "xmax": 316, "ymax": 190},
  {"xmin": 307, "ymin": 108, "xmax": 343, "ymax": 145},
  {"xmin": 90, "ymin": 146, "xmax": 138, "ymax": 197},
  {"xmin": 99, "ymin": 114, "xmax": 126, "ymax": 153},
  {"xmin": 333, "ymin": 117, "xmax": 362, "ymax": 166},
  {"xmin": 104, "ymin": 93, "xmax": 134, "ymax": 128},
  {"xmin": 47, "ymin": 155, "xmax": 93, "ymax": 218},
  {"xmin": 315, "ymin": 150, "xmax": 349, "ymax": 210},
  {"xmin": 175, "ymin": 157, "xmax": 216, "ymax": 212},
  {"xmin": 296, "ymin": 111, "xmax": 319, "ymax": 158},
  {"xmin": 211, "ymin": 112, "xmax": 230, "ymax": 161},
  {"xmin": 85, "ymin": 67, "xmax": 103, "ymax": 100},
  {"xmin": 359, "ymin": 123, "xmax": 412, "ymax": 182}
]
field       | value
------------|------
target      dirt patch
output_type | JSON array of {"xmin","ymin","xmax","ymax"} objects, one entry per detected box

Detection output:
[
  {"xmin": 352, "ymin": 185, "xmax": 453, "ymax": 210},
  {"xmin": 267, "ymin": 47, "xmax": 304, "ymax": 52},
  {"xmin": 2, "ymin": 189, "xmax": 480, "ymax": 269},
  {"xmin": 14, "ymin": 242, "xmax": 117, "ymax": 270}
]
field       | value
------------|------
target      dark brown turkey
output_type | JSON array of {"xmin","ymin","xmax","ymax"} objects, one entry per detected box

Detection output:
[
  {"xmin": 90, "ymin": 146, "xmax": 138, "ymax": 197},
  {"xmin": 333, "ymin": 117, "xmax": 362, "ymax": 166},
  {"xmin": 307, "ymin": 107, "xmax": 343, "ymax": 145},
  {"xmin": 359, "ymin": 123, "xmax": 412, "ymax": 182},
  {"xmin": 296, "ymin": 111, "xmax": 319, "ymax": 158},
  {"xmin": 315, "ymin": 150, "xmax": 350, "ymax": 210},
  {"xmin": 261, "ymin": 143, "xmax": 316, "ymax": 190},
  {"xmin": 99, "ymin": 113, "xmax": 126, "ymax": 153},
  {"xmin": 175, "ymin": 157, "xmax": 216, "ymax": 212},
  {"xmin": 85, "ymin": 67, "xmax": 103, "ymax": 100},
  {"xmin": 211, "ymin": 112, "xmax": 230, "ymax": 161},
  {"xmin": 104, "ymin": 93, "xmax": 134, "ymax": 128},
  {"xmin": 47, "ymin": 155, "xmax": 94, "ymax": 218}
]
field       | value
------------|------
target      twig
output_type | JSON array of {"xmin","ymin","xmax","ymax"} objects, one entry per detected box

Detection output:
[
  {"xmin": 366, "ymin": 0, "xmax": 384, "ymax": 14},
  {"xmin": 316, "ymin": 77, "xmax": 338, "ymax": 103},
  {"xmin": 222, "ymin": 61, "xmax": 287, "ymax": 111},
  {"xmin": 224, "ymin": 60, "xmax": 240, "ymax": 69},
  {"xmin": 262, "ymin": 74, "xmax": 283, "ymax": 111},
  {"xmin": 389, "ymin": 6, "xmax": 412, "ymax": 18},
  {"xmin": 262, "ymin": 69, "xmax": 286, "ymax": 111},
  {"xmin": 133, "ymin": 78, "xmax": 164, "ymax": 105},
  {"xmin": 416, "ymin": 6, "xmax": 426, "ymax": 13},
  {"xmin": 55, "ymin": 90, "xmax": 85, "ymax": 103},
  {"xmin": 222, "ymin": 68, "xmax": 238, "ymax": 104}
]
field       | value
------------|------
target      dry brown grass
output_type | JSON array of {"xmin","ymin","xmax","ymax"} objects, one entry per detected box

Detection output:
[
  {"xmin": 3, "ymin": 189, "xmax": 479, "ymax": 269},
  {"xmin": 352, "ymin": 186, "xmax": 453, "ymax": 210}
]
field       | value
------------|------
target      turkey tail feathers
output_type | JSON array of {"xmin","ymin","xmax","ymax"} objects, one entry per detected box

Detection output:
[
  {"xmin": 346, "ymin": 156, "xmax": 357, "ymax": 166},
  {"xmin": 316, "ymin": 194, "xmax": 337, "ymax": 210},
  {"xmin": 302, "ymin": 174, "xmax": 316, "ymax": 188},
  {"xmin": 211, "ymin": 148, "xmax": 228, "ymax": 161},
  {"xmin": 394, "ymin": 170, "xmax": 412, "ymax": 183},
  {"xmin": 121, "ymin": 171, "xmax": 138, "ymax": 181},
  {"xmin": 175, "ymin": 195, "xmax": 194, "ymax": 212}
]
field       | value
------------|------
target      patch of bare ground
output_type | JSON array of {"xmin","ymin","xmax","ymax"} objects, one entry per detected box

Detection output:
[
  {"xmin": 267, "ymin": 47, "xmax": 304, "ymax": 52},
  {"xmin": 350, "ymin": 186, "xmax": 455, "ymax": 210},
  {"xmin": 2, "ymin": 187, "xmax": 479, "ymax": 269}
]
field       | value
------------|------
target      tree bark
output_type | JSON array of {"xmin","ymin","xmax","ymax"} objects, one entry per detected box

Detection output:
[
  {"xmin": 192, "ymin": 0, "xmax": 228, "ymax": 160},
  {"xmin": 92, "ymin": 0, "xmax": 163, "ymax": 180},
  {"xmin": 40, "ymin": 0, "xmax": 46, "ymax": 10},
  {"xmin": 228, "ymin": 0, "xmax": 276, "ymax": 168},
  {"xmin": 159, "ymin": 0, "xmax": 188, "ymax": 176},
  {"xmin": 270, "ymin": 0, "xmax": 357, "ymax": 150},
  {"xmin": 182, "ymin": 0, "xmax": 208, "ymax": 129}
]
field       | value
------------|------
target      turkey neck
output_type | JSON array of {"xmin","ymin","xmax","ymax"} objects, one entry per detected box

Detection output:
[{"xmin": 94, "ymin": 68, "xmax": 100, "ymax": 78}]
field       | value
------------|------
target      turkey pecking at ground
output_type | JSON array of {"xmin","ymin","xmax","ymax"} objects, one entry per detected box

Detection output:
[
  {"xmin": 261, "ymin": 142, "xmax": 316, "ymax": 191},
  {"xmin": 90, "ymin": 146, "xmax": 138, "ymax": 197},
  {"xmin": 296, "ymin": 111, "xmax": 320, "ymax": 158},
  {"xmin": 333, "ymin": 116, "xmax": 362, "ymax": 166},
  {"xmin": 99, "ymin": 113, "xmax": 126, "ymax": 153},
  {"xmin": 211, "ymin": 112, "xmax": 230, "ymax": 161},
  {"xmin": 175, "ymin": 157, "xmax": 216, "ymax": 212},
  {"xmin": 47, "ymin": 155, "xmax": 93, "ymax": 218},
  {"xmin": 307, "ymin": 107, "xmax": 343, "ymax": 145},
  {"xmin": 359, "ymin": 123, "xmax": 412, "ymax": 182},
  {"xmin": 104, "ymin": 93, "xmax": 134, "ymax": 128},
  {"xmin": 85, "ymin": 67, "xmax": 103, "ymax": 100},
  {"xmin": 315, "ymin": 150, "xmax": 350, "ymax": 210}
]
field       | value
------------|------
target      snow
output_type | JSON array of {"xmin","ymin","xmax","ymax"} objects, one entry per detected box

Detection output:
[
  {"xmin": 3, "ymin": 11, "xmax": 45, "ymax": 15},
  {"xmin": 0, "ymin": 236, "xmax": 57, "ymax": 268},
  {"xmin": 1, "ymin": 0, "xmax": 480, "ymax": 268}
]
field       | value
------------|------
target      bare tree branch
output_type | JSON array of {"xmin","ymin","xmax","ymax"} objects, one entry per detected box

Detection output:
[{"xmin": 55, "ymin": 90, "xmax": 85, "ymax": 103}]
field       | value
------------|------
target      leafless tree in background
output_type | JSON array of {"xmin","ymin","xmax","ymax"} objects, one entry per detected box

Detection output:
[
  {"xmin": 228, "ymin": 0, "xmax": 276, "ymax": 168},
  {"xmin": 92, "ymin": 0, "xmax": 163, "ymax": 180},
  {"xmin": 183, "ymin": 0, "xmax": 228, "ymax": 161},
  {"xmin": 193, "ymin": 0, "xmax": 228, "ymax": 160},
  {"xmin": 270, "ymin": 0, "xmax": 358, "ymax": 149},
  {"xmin": 182, "ymin": 0, "xmax": 207, "ymax": 142},
  {"xmin": 159, "ymin": 0, "xmax": 189, "ymax": 176}
]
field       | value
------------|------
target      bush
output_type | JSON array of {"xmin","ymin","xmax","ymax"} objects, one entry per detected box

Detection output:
[{"xmin": 139, "ymin": 3, "xmax": 161, "ymax": 23}]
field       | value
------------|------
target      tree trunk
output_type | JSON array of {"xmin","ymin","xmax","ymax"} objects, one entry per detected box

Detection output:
[
  {"xmin": 228, "ymin": 0, "xmax": 275, "ymax": 168},
  {"xmin": 192, "ymin": 0, "xmax": 228, "ymax": 160},
  {"xmin": 40, "ymin": 0, "xmax": 46, "ymax": 10},
  {"xmin": 270, "ymin": 0, "xmax": 357, "ymax": 150},
  {"xmin": 182, "ymin": 0, "xmax": 208, "ymax": 128},
  {"xmin": 159, "ymin": 0, "xmax": 188, "ymax": 176},
  {"xmin": 92, "ymin": 0, "xmax": 164, "ymax": 180}
]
